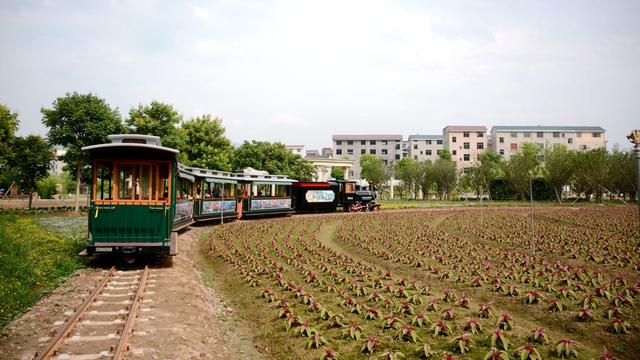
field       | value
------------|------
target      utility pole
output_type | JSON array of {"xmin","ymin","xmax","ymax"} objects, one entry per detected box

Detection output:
[{"xmin": 627, "ymin": 130, "xmax": 640, "ymax": 233}]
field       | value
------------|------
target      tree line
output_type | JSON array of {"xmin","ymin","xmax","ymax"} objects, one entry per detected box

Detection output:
[
  {"xmin": 0, "ymin": 92, "xmax": 315, "ymax": 210},
  {"xmin": 360, "ymin": 143, "xmax": 636, "ymax": 202}
]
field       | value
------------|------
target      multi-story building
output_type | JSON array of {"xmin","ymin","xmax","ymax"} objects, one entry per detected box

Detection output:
[
  {"xmin": 285, "ymin": 145, "xmax": 306, "ymax": 157},
  {"xmin": 331, "ymin": 134, "xmax": 403, "ymax": 179},
  {"xmin": 442, "ymin": 125, "xmax": 488, "ymax": 170},
  {"xmin": 490, "ymin": 126, "xmax": 606, "ymax": 160},
  {"xmin": 321, "ymin": 147, "xmax": 332, "ymax": 158},
  {"xmin": 407, "ymin": 135, "xmax": 444, "ymax": 162}
]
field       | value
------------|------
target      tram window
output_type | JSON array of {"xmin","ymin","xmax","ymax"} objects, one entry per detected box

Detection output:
[
  {"xmin": 224, "ymin": 183, "xmax": 236, "ymax": 197},
  {"xmin": 275, "ymin": 185, "xmax": 289, "ymax": 197},
  {"xmin": 177, "ymin": 179, "xmax": 193, "ymax": 200},
  {"xmin": 344, "ymin": 182, "xmax": 356, "ymax": 193},
  {"xmin": 119, "ymin": 164, "xmax": 134, "ymax": 200},
  {"xmin": 255, "ymin": 184, "xmax": 271, "ymax": 197},
  {"xmin": 95, "ymin": 162, "xmax": 113, "ymax": 200},
  {"xmin": 137, "ymin": 165, "xmax": 151, "ymax": 200},
  {"xmin": 209, "ymin": 182, "xmax": 223, "ymax": 198},
  {"xmin": 158, "ymin": 162, "xmax": 169, "ymax": 201}
]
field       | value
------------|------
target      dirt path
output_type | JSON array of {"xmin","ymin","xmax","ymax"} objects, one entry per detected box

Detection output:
[{"xmin": 0, "ymin": 226, "xmax": 261, "ymax": 360}]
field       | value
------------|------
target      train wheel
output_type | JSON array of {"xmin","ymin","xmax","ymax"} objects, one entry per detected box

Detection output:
[{"xmin": 348, "ymin": 204, "xmax": 358, "ymax": 212}]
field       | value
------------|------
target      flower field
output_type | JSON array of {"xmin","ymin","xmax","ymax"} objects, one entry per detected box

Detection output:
[{"xmin": 204, "ymin": 207, "xmax": 639, "ymax": 359}]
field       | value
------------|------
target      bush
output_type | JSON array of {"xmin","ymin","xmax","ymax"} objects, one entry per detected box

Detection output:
[{"xmin": 490, "ymin": 179, "xmax": 516, "ymax": 200}]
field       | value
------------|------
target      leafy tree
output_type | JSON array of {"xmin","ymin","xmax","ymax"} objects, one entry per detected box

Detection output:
[
  {"xmin": 181, "ymin": 115, "xmax": 234, "ymax": 171},
  {"xmin": 418, "ymin": 160, "xmax": 434, "ymax": 200},
  {"xmin": 360, "ymin": 154, "xmax": 387, "ymax": 191},
  {"xmin": 41, "ymin": 92, "xmax": 123, "ymax": 211},
  {"xmin": 331, "ymin": 166, "xmax": 345, "ymax": 180},
  {"xmin": 232, "ymin": 140, "xmax": 315, "ymax": 181},
  {"xmin": 502, "ymin": 143, "xmax": 541, "ymax": 199},
  {"xmin": 126, "ymin": 101, "xmax": 184, "ymax": 150},
  {"xmin": 439, "ymin": 149, "xmax": 452, "ymax": 161},
  {"xmin": 543, "ymin": 145, "xmax": 574, "ymax": 202},
  {"xmin": 8, "ymin": 136, "xmax": 55, "ymax": 208},
  {"xmin": 0, "ymin": 104, "xmax": 19, "ymax": 170},
  {"xmin": 608, "ymin": 146, "xmax": 636, "ymax": 200},
  {"xmin": 572, "ymin": 148, "xmax": 610, "ymax": 201},
  {"xmin": 432, "ymin": 158, "xmax": 457, "ymax": 200},
  {"xmin": 395, "ymin": 157, "xmax": 420, "ymax": 199}
]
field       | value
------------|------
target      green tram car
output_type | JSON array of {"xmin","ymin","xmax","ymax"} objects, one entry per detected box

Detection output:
[{"xmin": 82, "ymin": 134, "xmax": 298, "ymax": 256}]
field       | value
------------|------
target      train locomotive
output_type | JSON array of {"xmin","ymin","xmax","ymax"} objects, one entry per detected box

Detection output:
[{"xmin": 82, "ymin": 134, "xmax": 379, "ymax": 256}]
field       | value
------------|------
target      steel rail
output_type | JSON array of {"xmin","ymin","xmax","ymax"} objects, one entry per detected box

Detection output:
[
  {"xmin": 36, "ymin": 266, "xmax": 117, "ymax": 360},
  {"xmin": 113, "ymin": 265, "xmax": 149, "ymax": 360}
]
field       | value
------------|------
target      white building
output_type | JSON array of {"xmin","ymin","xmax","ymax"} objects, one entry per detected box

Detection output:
[
  {"xmin": 331, "ymin": 134, "xmax": 403, "ymax": 179},
  {"xmin": 407, "ymin": 135, "xmax": 444, "ymax": 162},
  {"xmin": 285, "ymin": 144, "xmax": 306, "ymax": 157}
]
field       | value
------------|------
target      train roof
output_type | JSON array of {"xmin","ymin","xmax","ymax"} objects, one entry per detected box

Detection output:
[
  {"xmin": 82, "ymin": 134, "xmax": 179, "ymax": 158},
  {"xmin": 178, "ymin": 163, "xmax": 297, "ymax": 184}
]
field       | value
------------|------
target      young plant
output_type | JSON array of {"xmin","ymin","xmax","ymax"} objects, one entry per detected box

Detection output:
[
  {"xmin": 582, "ymin": 294, "xmax": 601, "ymax": 309},
  {"xmin": 451, "ymin": 333, "xmax": 474, "ymax": 354},
  {"xmin": 548, "ymin": 298, "xmax": 564, "ymax": 312},
  {"xmin": 344, "ymin": 322, "xmax": 363, "ymax": 341},
  {"xmin": 331, "ymin": 313, "xmax": 346, "ymax": 328},
  {"xmin": 378, "ymin": 351, "xmax": 406, "ymax": 360},
  {"xmin": 555, "ymin": 338, "xmax": 579, "ymax": 358},
  {"xmin": 496, "ymin": 313, "xmax": 514, "ymax": 330},
  {"xmin": 479, "ymin": 303, "xmax": 495, "ymax": 318},
  {"xmin": 417, "ymin": 344, "xmax": 436, "ymax": 359},
  {"xmin": 294, "ymin": 320, "xmax": 316, "ymax": 337},
  {"xmin": 515, "ymin": 343, "xmax": 542, "ymax": 360},
  {"xmin": 396, "ymin": 301, "xmax": 416, "ymax": 315},
  {"xmin": 361, "ymin": 336, "xmax": 381, "ymax": 354},
  {"xmin": 614, "ymin": 293, "xmax": 634, "ymax": 307},
  {"xmin": 524, "ymin": 290, "xmax": 542, "ymax": 304},
  {"xmin": 397, "ymin": 324, "xmax": 422, "ymax": 343},
  {"xmin": 599, "ymin": 347, "xmax": 616, "ymax": 360},
  {"xmin": 365, "ymin": 306, "xmax": 381, "ymax": 320},
  {"xmin": 429, "ymin": 320, "xmax": 452, "ymax": 337},
  {"xmin": 529, "ymin": 327, "xmax": 550, "ymax": 345},
  {"xmin": 489, "ymin": 329, "xmax": 510, "ymax": 351},
  {"xmin": 382, "ymin": 314, "xmax": 402, "ymax": 330},
  {"xmin": 483, "ymin": 347, "xmax": 510, "ymax": 360},
  {"xmin": 443, "ymin": 289, "xmax": 458, "ymax": 302},
  {"xmin": 412, "ymin": 311, "xmax": 429, "ymax": 327},
  {"xmin": 464, "ymin": 318, "xmax": 483, "ymax": 334},
  {"xmin": 442, "ymin": 307, "xmax": 456, "ymax": 320},
  {"xmin": 456, "ymin": 294, "xmax": 471, "ymax": 308},
  {"xmin": 577, "ymin": 307, "xmax": 596, "ymax": 321},
  {"xmin": 284, "ymin": 313, "xmax": 298, "ymax": 331},
  {"xmin": 426, "ymin": 299, "xmax": 440, "ymax": 312},
  {"xmin": 319, "ymin": 348, "xmax": 341, "ymax": 360},
  {"xmin": 606, "ymin": 307, "xmax": 624, "ymax": 319},
  {"xmin": 609, "ymin": 318, "xmax": 631, "ymax": 334},
  {"xmin": 306, "ymin": 331, "xmax": 328, "ymax": 349}
]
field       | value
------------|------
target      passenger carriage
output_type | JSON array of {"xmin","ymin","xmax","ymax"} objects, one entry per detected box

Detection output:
[
  {"xmin": 236, "ymin": 170, "xmax": 296, "ymax": 217},
  {"xmin": 181, "ymin": 165, "xmax": 240, "ymax": 222}
]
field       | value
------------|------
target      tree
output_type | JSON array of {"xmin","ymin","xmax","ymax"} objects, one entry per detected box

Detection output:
[
  {"xmin": 8, "ymin": 136, "xmax": 55, "ymax": 209},
  {"xmin": 395, "ymin": 157, "xmax": 420, "ymax": 199},
  {"xmin": 543, "ymin": 145, "xmax": 574, "ymax": 202},
  {"xmin": 439, "ymin": 149, "xmax": 452, "ymax": 161},
  {"xmin": 232, "ymin": 141, "xmax": 315, "ymax": 181},
  {"xmin": 608, "ymin": 146, "xmax": 636, "ymax": 200},
  {"xmin": 181, "ymin": 115, "xmax": 234, "ymax": 171},
  {"xmin": 432, "ymin": 158, "xmax": 457, "ymax": 200},
  {"xmin": 126, "ymin": 101, "xmax": 184, "ymax": 150},
  {"xmin": 42, "ymin": 92, "xmax": 123, "ymax": 211},
  {"xmin": 418, "ymin": 160, "xmax": 434, "ymax": 199},
  {"xmin": 572, "ymin": 148, "xmax": 610, "ymax": 201},
  {"xmin": 0, "ymin": 104, "xmax": 19, "ymax": 170},
  {"xmin": 359, "ymin": 154, "xmax": 387, "ymax": 191},
  {"xmin": 502, "ymin": 143, "xmax": 541, "ymax": 199}
]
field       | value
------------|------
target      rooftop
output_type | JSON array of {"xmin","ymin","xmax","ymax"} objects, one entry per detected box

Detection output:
[
  {"xmin": 491, "ymin": 125, "xmax": 605, "ymax": 132},
  {"xmin": 443, "ymin": 125, "xmax": 488, "ymax": 132},
  {"xmin": 332, "ymin": 134, "xmax": 403, "ymax": 141},
  {"xmin": 408, "ymin": 134, "xmax": 443, "ymax": 141}
]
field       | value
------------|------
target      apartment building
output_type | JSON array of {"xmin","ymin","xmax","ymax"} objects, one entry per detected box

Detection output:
[
  {"xmin": 442, "ymin": 125, "xmax": 488, "ymax": 170},
  {"xmin": 285, "ymin": 144, "xmax": 306, "ymax": 157},
  {"xmin": 332, "ymin": 134, "xmax": 403, "ymax": 178},
  {"xmin": 407, "ymin": 135, "xmax": 444, "ymax": 162},
  {"xmin": 490, "ymin": 126, "xmax": 606, "ymax": 160}
]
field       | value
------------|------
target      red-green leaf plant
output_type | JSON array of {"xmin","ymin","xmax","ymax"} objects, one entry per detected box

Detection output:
[
  {"xmin": 319, "ymin": 306, "xmax": 333, "ymax": 320},
  {"xmin": 529, "ymin": 327, "xmax": 550, "ymax": 345},
  {"xmin": 284, "ymin": 313, "xmax": 298, "ymax": 331},
  {"xmin": 361, "ymin": 336, "xmax": 381, "ymax": 354},
  {"xmin": 489, "ymin": 329, "xmax": 510, "ymax": 351},
  {"xmin": 555, "ymin": 338, "xmax": 579, "ymax": 358},
  {"xmin": 378, "ymin": 351, "xmax": 406, "ymax": 360},
  {"xmin": 456, "ymin": 294, "xmax": 471, "ymax": 308},
  {"xmin": 294, "ymin": 320, "xmax": 316, "ymax": 337},
  {"xmin": 396, "ymin": 301, "xmax": 416, "ymax": 315},
  {"xmin": 606, "ymin": 307, "xmax": 624, "ymax": 319},
  {"xmin": 319, "ymin": 348, "xmax": 341, "ymax": 360},
  {"xmin": 483, "ymin": 347, "xmax": 510, "ymax": 360},
  {"xmin": 608, "ymin": 318, "xmax": 631, "ymax": 334},
  {"xmin": 599, "ymin": 347, "xmax": 616, "ymax": 360},
  {"xmin": 614, "ymin": 293, "xmax": 635, "ymax": 307},
  {"xmin": 416, "ymin": 344, "xmax": 436, "ymax": 359},
  {"xmin": 442, "ymin": 352, "xmax": 458, "ymax": 360},
  {"xmin": 504, "ymin": 285, "xmax": 519, "ymax": 297},
  {"xmin": 306, "ymin": 332, "xmax": 328, "ymax": 349},
  {"xmin": 412, "ymin": 311, "xmax": 430, "ymax": 327},
  {"xmin": 548, "ymin": 298, "xmax": 564, "ymax": 312},
  {"xmin": 523, "ymin": 290, "xmax": 542, "ymax": 304},
  {"xmin": 594, "ymin": 286, "xmax": 611, "ymax": 299},
  {"xmin": 479, "ymin": 303, "xmax": 495, "ymax": 318},
  {"xmin": 496, "ymin": 313, "xmax": 514, "ymax": 330},
  {"xmin": 557, "ymin": 287, "xmax": 576, "ymax": 300},
  {"xmin": 278, "ymin": 305, "xmax": 292, "ymax": 318},
  {"xmin": 331, "ymin": 313, "xmax": 346, "ymax": 328},
  {"xmin": 443, "ymin": 289, "xmax": 458, "ymax": 302},
  {"xmin": 577, "ymin": 307, "xmax": 596, "ymax": 321},
  {"xmin": 426, "ymin": 299, "xmax": 441, "ymax": 312},
  {"xmin": 368, "ymin": 291, "xmax": 382, "ymax": 302},
  {"xmin": 515, "ymin": 343, "xmax": 542, "ymax": 360},
  {"xmin": 365, "ymin": 306, "xmax": 381, "ymax": 320},
  {"xmin": 343, "ymin": 322, "xmax": 364, "ymax": 341},
  {"xmin": 429, "ymin": 320, "xmax": 452, "ymax": 337},
  {"xmin": 397, "ymin": 324, "xmax": 422, "ymax": 343},
  {"xmin": 464, "ymin": 318, "xmax": 483, "ymax": 334},
  {"xmin": 442, "ymin": 307, "xmax": 456, "ymax": 320},
  {"xmin": 451, "ymin": 333, "xmax": 474, "ymax": 354},
  {"xmin": 382, "ymin": 314, "xmax": 402, "ymax": 330},
  {"xmin": 582, "ymin": 294, "xmax": 601, "ymax": 309}
]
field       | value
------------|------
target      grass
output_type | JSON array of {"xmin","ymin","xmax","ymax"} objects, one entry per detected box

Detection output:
[
  {"xmin": 378, "ymin": 198, "xmax": 635, "ymax": 210},
  {"xmin": 0, "ymin": 215, "xmax": 86, "ymax": 330}
]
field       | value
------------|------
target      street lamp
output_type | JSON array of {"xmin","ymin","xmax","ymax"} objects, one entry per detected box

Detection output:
[{"xmin": 627, "ymin": 130, "xmax": 640, "ymax": 232}]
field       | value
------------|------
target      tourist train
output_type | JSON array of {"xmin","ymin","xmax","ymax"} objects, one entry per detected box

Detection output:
[{"xmin": 81, "ymin": 134, "xmax": 379, "ymax": 256}]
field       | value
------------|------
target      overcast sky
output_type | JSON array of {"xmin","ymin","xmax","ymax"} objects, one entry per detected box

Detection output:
[{"xmin": 1, "ymin": 0, "xmax": 638, "ymax": 150}]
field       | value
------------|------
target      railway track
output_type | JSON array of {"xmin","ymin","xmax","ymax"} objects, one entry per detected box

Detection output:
[{"xmin": 35, "ymin": 266, "xmax": 150, "ymax": 360}]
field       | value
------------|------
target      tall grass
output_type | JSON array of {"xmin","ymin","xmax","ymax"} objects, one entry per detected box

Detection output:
[{"xmin": 0, "ymin": 215, "xmax": 86, "ymax": 330}]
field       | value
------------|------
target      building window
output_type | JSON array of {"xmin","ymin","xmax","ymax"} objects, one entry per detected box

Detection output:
[
  {"xmin": 477, "ymin": 132, "xmax": 484, "ymax": 138},
  {"xmin": 437, "ymin": 140, "xmax": 443, "ymax": 145},
  {"xmin": 463, "ymin": 142, "xmax": 470, "ymax": 149},
  {"xmin": 413, "ymin": 144, "xmax": 418, "ymax": 150},
  {"xmin": 553, "ymin": 132, "xmax": 560, "ymax": 138},
  {"xmin": 383, "ymin": 159, "xmax": 388, "ymax": 165},
  {"xmin": 336, "ymin": 149, "xmax": 342, "ymax": 155},
  {"xmin": 499, "ymin": 149, "xmax": 504, "ymax": 156},
  {"xmin": 463, "ymin": 131, "xmax": 470, "ymax": 138},
  {"xmin": 499, "ymin": 137, "xmax": 504, "ymax": 143},
  {"xmin": 347, "ymin": 149, "xmax": 354, "ymax": 155},
  {"xmin": 561, "ymin": 133, "xmax": 566, "ymax": 138},
  {"xmin": 361, "ymin": 140, "xmax": 366, "ymax": 145},
  {"xmin": 426, "ymin": 140, "xmax": 432, "ymax": 145},
  {"xmin": 370, "ymin": 149, "xmax": 376, "ymax": 154},
  {"xmin": 395, "ymin": 144, "xmax": 400, "ymax": 149},
  {"xmin": 576, "ymin": 132, "xmax": 582, "ymax": 138},
  {"xmin": 510, "ymin": 143, "xmax": 518, "ymax": 151},
  {"xmin": 395, "ymin": 154, "xmax": 400, "ymax": 160},
  {"xmin": 524, "ymin": 132, "xmax": 531, "ymax": 138},
  {"xmin": 336, "ymin": 140, "xmax": 342, "ymax": 145},
  {"xmin": 413, "ymin": 155, "xmax": 418, "ymax": 160},
  {"xmin": 580, "ymin": 145, "xmax": 588, "ymax": 150},
  {"xmin": 370, "ymin": 140, "xmax": 376, "ymax": 145},
  {"xmin": 463, "ymin": 154, "xmax": 470, "ymax": 161},
  {"xmin": 361, "ymin": 149, "xmax": 366, "ymax": 154},
  {"xmin": 347, "ymin": 140, "xmax": 353, "ymax": 145},
  {"xmin": 477, "ymin": 142, "xmax": 484, "ymax": 150},
  {"xmin": 419, "ymin": 151, "xmax": 423, "ymax": 155},
  {"xmin": 382, "ymin": 140, "xmax": 388, "ymax": 145},
  {"xmin": 510, "ymin": 132, "xmax": 518, "ymax": 138},
  {"xmin": 381, "ymin": 149, "xmax": 388, "ymax": 155},
  {"xmin": 452, "ymin": 136, "xmax": 457, "ymax": 143},
  {"xmin": 452, "ymin": 150, "xmax": 457, "ymax": 155},
  {"xmin": 568, "ymin": 138, "xmax": 573, "ymax": 144},
  {"xmin": 426, "ymin": 150, "xmax": 432, "ymax": 155},
  {"xmin": 592, "ymin": 132, "xmax": 601, "ymax": 138},
  {"xmin": 537, "ymin": 132, "xmax": 544, "ymax": 138}
]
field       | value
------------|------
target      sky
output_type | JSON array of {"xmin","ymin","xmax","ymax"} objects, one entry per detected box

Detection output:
[{"xmin": 1, "ymin": 0, "xmax": 639, "ymax": 150}]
